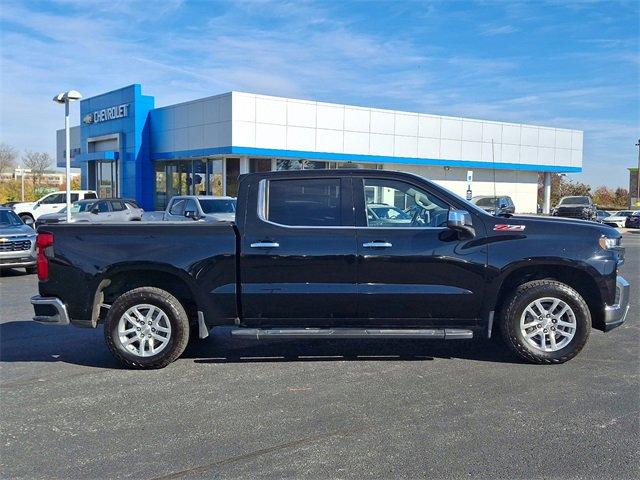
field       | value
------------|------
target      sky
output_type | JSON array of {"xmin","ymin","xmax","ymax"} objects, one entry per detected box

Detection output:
[{"xmin": 0, "ymin": 0, "xmax": 638, "ymax": 188}]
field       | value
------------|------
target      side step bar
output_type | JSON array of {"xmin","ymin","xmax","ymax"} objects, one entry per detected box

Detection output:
[{"xmin": 231, "ymin": 328, "xmax": 473, "ymax": 340}]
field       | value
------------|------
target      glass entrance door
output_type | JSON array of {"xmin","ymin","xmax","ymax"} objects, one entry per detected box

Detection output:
[{"xmin": 90, "ymin": 161, "xmax": 118, "ymax": 198}]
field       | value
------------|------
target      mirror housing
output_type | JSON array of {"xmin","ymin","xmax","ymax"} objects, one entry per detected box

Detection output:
[
  {"xmin": 184, "ymin": 210, "xmax": 199, "ymax": 220},
  {"xmin": 90, "ymin": 207, "xmax": 99, "ymax": 214},
  {"xmin": 447, "ymin": 210, "xmax": 475, "ymax": 237}
]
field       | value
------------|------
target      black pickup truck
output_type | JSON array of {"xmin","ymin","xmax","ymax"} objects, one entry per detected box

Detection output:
[{"xmin": 32, "ymin": 170, "xmax": 630, "ymax": 368}]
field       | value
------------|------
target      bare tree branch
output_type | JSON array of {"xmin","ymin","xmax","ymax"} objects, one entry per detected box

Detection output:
[{"xmin": 0, "ymin": 142, "xmax": 18, "ymax": 173}]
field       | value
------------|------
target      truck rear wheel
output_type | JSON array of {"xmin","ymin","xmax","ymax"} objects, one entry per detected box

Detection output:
[
  {"xmin": 104, "ymin": 287, "xmax": 190, "ymax": 369},
  {"xmin": 500, "ymin": 280, "xmax": 590, "ymax": 364}
]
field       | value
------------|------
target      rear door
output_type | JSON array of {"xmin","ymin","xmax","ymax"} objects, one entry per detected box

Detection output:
[
  {"xmin": 91, "ymin": 200, "xmax": 112, "ymax": 222},
  {"xmin": 354, "ymin": 174, "xmax": 487, "ymax": 326},
  {"xmin": 109, "ymin": 200, "xmax": 129, "ymax": 221},
  {"xmin": 239, "ymin": 175, "xmax": 357, "ymax": 325}
]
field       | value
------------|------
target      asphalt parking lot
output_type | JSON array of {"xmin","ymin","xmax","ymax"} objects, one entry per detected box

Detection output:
[{"xmin": 1, "ymin": 232, "xmax": 639, "ymax": 480}]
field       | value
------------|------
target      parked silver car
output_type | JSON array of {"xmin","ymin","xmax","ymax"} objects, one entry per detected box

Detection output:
[
  {"xmin": 0, "ymin": 207, "xmax": 37, "ymax": 274},
  {"xmin": 162, "ymin": 196, "xmax": 236, "ymax": 222},
  {"xmin": 36, "ymin": 199, "xmax": 143, "ymax": 227}
]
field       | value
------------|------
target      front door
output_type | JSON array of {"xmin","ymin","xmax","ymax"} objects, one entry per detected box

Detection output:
[
  {"xmin": 240, "ymin": 175, "xmax": 357, "ymax": 325},
  {"xmin": 354, "ymin": 175, "xmax": 487, "ymax": 326}
]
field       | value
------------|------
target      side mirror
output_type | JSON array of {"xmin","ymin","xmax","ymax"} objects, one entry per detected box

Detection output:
[
  {"xmin": 499, "ymin": 203, "xmax": 508, "ymax": 209},
  {"xmin": 90, "ymin": 207, "xmax": 99, "ymax": 214},
  {"xmin": 447, "ymin": 210, "xmax": 475, "ymax": 237},
  {"xmin": 184, "ymin": 210, "xmax": 198, "ymax": 220}
]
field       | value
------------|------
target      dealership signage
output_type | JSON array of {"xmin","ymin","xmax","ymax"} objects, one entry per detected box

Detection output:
[{"xmin": 83, "ymin": 103, "xmax": 130, "ymax": 124}]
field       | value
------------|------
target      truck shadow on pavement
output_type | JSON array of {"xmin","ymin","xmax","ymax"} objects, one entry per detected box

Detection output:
[{"xmin": 0, "ymin": 321, "xmax": 523, "ymax": 368}]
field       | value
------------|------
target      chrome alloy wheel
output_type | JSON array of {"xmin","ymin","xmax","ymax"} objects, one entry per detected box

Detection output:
[
  {"xmin": 520, "ymin": 297, "xmax": 577, "ymax": 352},
  {"xmin": 117, "ymin": 304, "xmax": 172, "ymax": 357}
]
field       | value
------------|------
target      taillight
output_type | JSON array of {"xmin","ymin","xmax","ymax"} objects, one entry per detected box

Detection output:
[{"xmin": 36, "ymin": 233, "xmax": 54, "ymax": 281}]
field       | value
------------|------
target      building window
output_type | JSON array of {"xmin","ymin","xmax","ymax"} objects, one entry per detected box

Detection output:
[
  {"xmin": 250, "ymin": 158, "xmax": 272, "ymax": 173},
  {"xmin": 276, "ymin": 159, "xmax": 327, "ymax": 171},
  {"xmin": 225, "ymin": 158, "xmax": 240, "ymax": 197}
]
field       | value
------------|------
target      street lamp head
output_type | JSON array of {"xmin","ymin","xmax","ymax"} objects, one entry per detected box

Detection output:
[
  {"xmin": 52, "ymin": 90, "xmax": 82, "ymax": 103},
  {"xmin": 66, "ymin": 90, "xmax": 82, "ymax": 101}
]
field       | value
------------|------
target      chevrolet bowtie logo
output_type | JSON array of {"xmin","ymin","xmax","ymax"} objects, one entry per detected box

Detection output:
[{"xmin": 83, "ymin": 114, "xmax": 94, "ymax": 124}]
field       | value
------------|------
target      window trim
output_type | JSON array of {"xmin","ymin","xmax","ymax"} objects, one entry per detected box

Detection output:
[{"xmin": 257, "ymin": 178, "xmax": 354, "ymax": 229}]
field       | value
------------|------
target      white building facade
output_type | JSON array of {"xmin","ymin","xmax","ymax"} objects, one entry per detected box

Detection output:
[{"xmin": 58, "ymin": 85, "xmax": 582, "ymax": 212}]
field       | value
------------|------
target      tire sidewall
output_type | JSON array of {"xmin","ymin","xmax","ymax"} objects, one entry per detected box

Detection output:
[
  {"xmin": 105, "ymin": 289, "xmax": 188, "ymax": 367},
  {"xmin": 506, "ymin": 283, "xmax": 590, "ymax": 362}
]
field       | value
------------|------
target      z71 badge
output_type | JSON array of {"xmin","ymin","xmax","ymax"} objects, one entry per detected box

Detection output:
[{"xmin": 493, "ymin": 224, "xmax": 526, "ymax": 232}]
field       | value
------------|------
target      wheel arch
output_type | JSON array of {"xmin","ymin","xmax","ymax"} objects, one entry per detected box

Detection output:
[
  {"xmin": 92, "ymin": 264, "xmax": 204, "ymax": 327},
  {"xmin": 491, "ymin": 261, "xmax": 605, "ymax": 332}
]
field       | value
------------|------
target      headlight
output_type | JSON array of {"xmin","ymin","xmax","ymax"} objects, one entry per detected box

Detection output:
[{"xmin": 599, "ymin": 236, "xmax": 621, "ymax": 249}]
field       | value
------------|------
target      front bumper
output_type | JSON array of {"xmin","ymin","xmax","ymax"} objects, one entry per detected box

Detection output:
[
  {"xmin": 603, "ymin": 276, "xmax": 630, "ymax": 331},
  {"xmin": 31, "ymin": 296, "xmax": 70, "ymax": 326}
]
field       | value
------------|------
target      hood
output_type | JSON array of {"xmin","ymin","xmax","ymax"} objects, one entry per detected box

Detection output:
[
  {"xmin": 488, "ymin": 214, "xmax": 619, "ymax": 237},
  {"xmin": 0, "ymin": 223, "xmax": 36, "ymax": 236},
  {"xmin": 11, "ymin": 201, "xmax": 36, "ymax": 212},
  {"xmin": 38, "ymin": 212, "xmax": 67, "ymax": 221},
  {"xmin": 555, "ymin": 204, "xmax": 592, "ymax": 209}
]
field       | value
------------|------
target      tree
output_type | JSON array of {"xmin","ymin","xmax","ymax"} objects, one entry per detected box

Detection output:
[
  {"xmin": 538, "ymin": 173, "xmax": 592, "ymax": 207},
  {"xmin": 614, "ymin": 188, "xmax": 629, "ymax": 208},
  {"xmin": 592, "ymin": 186, "xmax": 616, "ymax": 208},
  {"xmin": 0, "ymin": 142, "xmax": 18, "ymax": 173},
  {"xmin": 22, "ymin": 151, "xmax": 52, "ymax": 193}
]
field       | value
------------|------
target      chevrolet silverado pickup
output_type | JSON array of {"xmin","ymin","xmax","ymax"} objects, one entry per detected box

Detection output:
[{"xmin": 32, "ymin": 170, "xmax": 630, "ymax": 369}]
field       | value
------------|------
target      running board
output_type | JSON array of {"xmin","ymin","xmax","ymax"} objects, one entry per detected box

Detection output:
[{"xmin": 231, "ymin": 328, "xmax": 473, "ymax": 340}]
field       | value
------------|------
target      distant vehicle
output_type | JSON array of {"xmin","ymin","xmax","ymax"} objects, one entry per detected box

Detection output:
[
  {"xmin": 12, "ymin": 190, "xmax": 97, "ymax": 226},
  {"xmin": 551, "ymin": 196, "xmax": 596, "ymax": 221},
  {"xmin": 2, "ymin": 201, "xmax": 22, "ymax": 209},
  {"xmin": 471, "ymin": 196, "xmax": 515, "ymax": 216},
  {"xmin": 595, "ymin": 209, "xmax": 612, "ymax": 223},
  {"xmin": 0, "ymin": 207, "xmax": 37, "ymax": 274},
  {"xmin": 35, "ymin": 199, "xmax": 143, "ymax": 228},
  {"xmin": 162, "ymin": 196, "xmax": 236, "ymax": 222},
  {"xmin": 624, "ymin": 211, "xmax": 640, "ymax": 229},
  {"xmin": 366, "ymin": 203, "xmax": 412, "ymax": 227},
  {"xmin": 603, "ymin": 210, "xmax": 634, "ymax": 228}
]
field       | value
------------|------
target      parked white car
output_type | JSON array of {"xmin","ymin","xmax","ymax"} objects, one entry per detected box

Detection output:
[
  {"xmin": 603, "ymin": 210, "xmax": 634, "ymax": 228},
  {"xmin": 12, "ymin": 190, "xmax": 97, "ymax": 225}
]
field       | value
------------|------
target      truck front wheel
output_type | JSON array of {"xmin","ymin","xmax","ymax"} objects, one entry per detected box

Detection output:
[
  {"xmin": 104, "ymin": 287, "xmax": 190, "ymax": 369},
  {"xmin": 500, "ymin": 280, "xmax": 591, "ymax": 364}
]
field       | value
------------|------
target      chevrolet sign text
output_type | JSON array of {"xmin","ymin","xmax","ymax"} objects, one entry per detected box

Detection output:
[{"xmin": 84, "ymin": 104, "xmax": 130, "ymax": 124}]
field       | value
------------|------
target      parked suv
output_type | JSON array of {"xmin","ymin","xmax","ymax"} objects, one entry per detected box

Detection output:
[
  {"xmin": 12, "ymin": 190, "xmax": 97, "ymax": 226},
  {"xmin": 552, "ymin": 196, "xmax": 596, "ymax": 221},
  {"xmin": 0, "ymin": 207, "xmax": 37, "ymax": 274},
  {"xmin": 35, "ymin": 198, "xmax": 143, "ymax": 228},
  {"xmin": 471, "ymin": 196, "xmax": 515, "ymax": 215}
]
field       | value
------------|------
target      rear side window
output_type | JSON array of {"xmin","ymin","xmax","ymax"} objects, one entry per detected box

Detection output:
[
  {"xmin": 110, "ymin": 201, "xmax": 125, "ymax": 211},
  {"xmin": 266, "ymin": 179, "xmax": 341, "ymax": 227},
  {"xmin": 70, "ymin": 193, "xmax": 79, "ymax": 202},
  {"xmin": 84, "ymin": 192, "xmax": 98, "ymax": 199}
]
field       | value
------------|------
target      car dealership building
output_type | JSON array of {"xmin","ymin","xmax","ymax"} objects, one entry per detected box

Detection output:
[{"xmin": 57, "ymin": 84, "xmax": 583, "ymax": 213}]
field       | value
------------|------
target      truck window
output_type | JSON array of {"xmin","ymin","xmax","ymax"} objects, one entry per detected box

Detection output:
[
  {"xmin": 41, "ymin": 193, "xmax": 65, "ymax": 204},
  {"xmin": 266, "ymin": 178, "xmax": 341, "ymax": 227},
  {"xmin": 169, "ymin": 199, "xmax": 186, "ymax": 216},
  {"xmin": 84, "ymin": 192, "xmax": 98, "ymax": 199},
  {"xmin": 363, "ymin": 178, "xmax": 449, "ymax": 228},
  {"xmin": 110, "ymin": 201, "xmax": 125, "ymax": 211}
]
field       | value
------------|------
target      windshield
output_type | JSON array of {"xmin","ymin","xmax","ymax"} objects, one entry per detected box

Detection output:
[
  {"xmin": 70, "ymin": 201, "xmax": 96, "ymax": 214},
  {"xmin": 0, "ymin": 210, "xmax": 23, "ymax": 226},
  {"xmin": 559, "ymin": 196, "xmax": 589, "ymax": 205},
  {"xmin": 199, "ymin": 199, "xmax": 236, "ymax": 214}
]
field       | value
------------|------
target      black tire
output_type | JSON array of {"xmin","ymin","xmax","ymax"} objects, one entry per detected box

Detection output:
[
  {"xmin": 25, "ymin": 266, "xmax": 37, "ymax": 275},
  {"xmin": 104, "ymin": 287, "xmax": 190, "ymax": 369},
  {"xmin": 500, "ymin": 280, "xmax": 590, "ymax": 364}
]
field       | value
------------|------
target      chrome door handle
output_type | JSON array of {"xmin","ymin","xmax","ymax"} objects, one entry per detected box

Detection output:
[
  {"xmin": 250, "ymin": 242, "xmax": 280, "ymax": 248},
  {"xmin": 362, "ymin": 241, "xmax": 393, "ymax": 248}
]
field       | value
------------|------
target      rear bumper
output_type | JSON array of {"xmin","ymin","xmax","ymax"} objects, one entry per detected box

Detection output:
[
  {"xmin": 603, "ymin": 276, "xmax": 630, "ymax": 331},
  {"xmin": 31, "ymin": 296, "xmax": 70, "ymax": 326}
]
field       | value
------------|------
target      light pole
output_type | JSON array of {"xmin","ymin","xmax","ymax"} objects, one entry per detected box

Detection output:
[
  {"xmin": 53, "ymin": 90, "xmax": 82, "ymax": 222},
  {"xmin": 635, "ymin": 138, "xmax": 640, "ymax": 206},
  {"xmin": 14, "ymin": 167, "xmax": 31, "ymax": 201}
]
